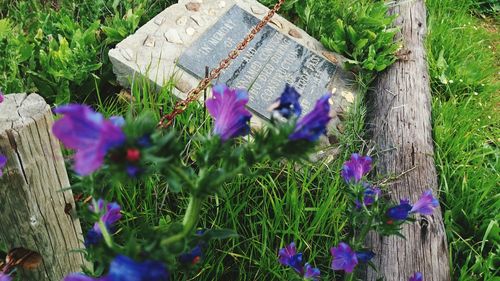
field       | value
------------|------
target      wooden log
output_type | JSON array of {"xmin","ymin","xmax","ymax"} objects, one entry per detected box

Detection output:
[
  {"xmin": 364, "ymin": 1, "xmax": 451, "ymax": 280},
  {"xmin": 0, "ymin": 93, "xmax": 86, "ymax": 280}
]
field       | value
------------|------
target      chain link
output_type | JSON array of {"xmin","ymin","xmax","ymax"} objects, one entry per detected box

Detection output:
[{"xmin": 158, "ymin": 0, "xmax": 286, "ymax": 128}]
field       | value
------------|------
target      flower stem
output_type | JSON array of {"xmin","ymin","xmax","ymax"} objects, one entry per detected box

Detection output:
[
  {"xmin": 344, "ymin": 273, "xmax": 355, "ymax": 281},
  {"xmin": 161, "ymin": 195, "xmax": 203, "ymax": 247},
  {"xmin": 358, "ymin": 214, "xmax": 374, "ymax": 246},
  {"xmin": 183, "ymin": 196, "xmax": 202, "ymax": 229}
]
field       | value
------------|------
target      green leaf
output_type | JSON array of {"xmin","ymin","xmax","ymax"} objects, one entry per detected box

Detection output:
[{"xmin": 0, "ymin": 19, "xmax": 11, "ymax": 40}]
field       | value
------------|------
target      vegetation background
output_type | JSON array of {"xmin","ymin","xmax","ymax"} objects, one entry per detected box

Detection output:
[{"xmin": 0, "ymin": 0, "xmax": 498, "ymax": 280}]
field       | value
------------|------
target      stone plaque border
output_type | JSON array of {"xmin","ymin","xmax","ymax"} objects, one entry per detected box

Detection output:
[{"xmin": 109, "ymin": 0, "xmax": 358, "ymax": 135}]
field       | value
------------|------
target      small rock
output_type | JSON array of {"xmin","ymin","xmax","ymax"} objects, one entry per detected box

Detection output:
[
  {"xmin": 251, "ymin": 5, "xmax": 265, "ymax": 15},
  {"xmin": 331, "ymin": 87, "xmax": 337, "ymax": 94},
  {"xmin": 176, "ymin": 16, "xmax": 188, "ymax": 26},
  {"xmin": 337, "ymin": 123, "xmax": 345, "ymax": 134},
  {"xmin": 307, "ymin": 41, "xmax": 317, "ymax": 51},
  {"xmin": 117, "ymin": 89, "xmax": 136, "ymax": 103},
  {"xmin": 143, "ymin": 36, "xmax": 155, "ymax": 47},
  {"xmin": 186, "ymin": 27, "xmax": 196, "ymax": 36},
  {"xmin": 164, "ymin": 29, "xmax": 183, "ymax": 44},
  {"xmin": 322, "ymin": 52, "xmax": 338, "ymax": 63},
  {"xmin": 154, "ymin": 17, "xmax": 164, "ymax": 25},
  {"xmin": 328, "ymin": 135, "xmax": 339, "ymax": 145},
  {"xmin": 328, "ymin": 97, "xmax": 335, "ymax": 105},
  {"xmin": 218, "ymin": 1, "xmax": 226, "ymax": 8},
  {"xmin": 288, "ymin": 29, "xmax": 302, "ymax": 38},
  {"xmin": 120, "ymin": 48, "xmax": 134, "ymax": 61},
  {"xmin": 186, "ymin": 2, "xmax": 201, "ymax": 12},
  {"xmin": 337, "ymin": 112, "xmax": 347, "ymax": 122},
  {"xmin": 176, "ymin": 79, "xmax": 192, "ymax": 93},
  {"xmin": 341, "ymin": 91, "xmax": 355, "ymax": 103},
  {"xmin": 270, "ymin": 18, "xmax": 283, "ymax": 29},
  {"xmin": 208, "ymin": 9, "xmax": 217, "ymax": 16}
]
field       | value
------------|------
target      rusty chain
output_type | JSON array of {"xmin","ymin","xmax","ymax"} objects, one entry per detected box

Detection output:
[{"xmin": 157, "ymin": 0, "xmax": 286, "ymax": 128}]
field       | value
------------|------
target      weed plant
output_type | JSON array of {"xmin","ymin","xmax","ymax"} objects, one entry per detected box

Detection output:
[{"xmin": 426, "ymin": 0, "xmax": 499, "ymax": 279}]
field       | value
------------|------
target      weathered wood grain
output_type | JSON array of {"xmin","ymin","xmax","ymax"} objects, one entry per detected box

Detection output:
[
  {"xmin": 364, "ymin": 1, "xmax": 451, "ymax": 280},
  {"xmin": 0, "ymin": 93, "xmax": 86, "ymax": 280}
]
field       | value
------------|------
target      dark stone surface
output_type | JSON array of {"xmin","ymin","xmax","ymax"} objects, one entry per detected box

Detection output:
[{"xmin": 178, "ymin": 5, "xmax": 339, "ymax": 118}]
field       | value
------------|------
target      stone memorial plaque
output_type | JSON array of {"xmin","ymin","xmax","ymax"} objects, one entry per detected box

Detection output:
[
  {"xmin": 178, "ymin": 5, "xmax": 338, "ymax": 118},
  {"xmin": 109, "ymin": 0, "xmax": 357, "ymax": 137}
]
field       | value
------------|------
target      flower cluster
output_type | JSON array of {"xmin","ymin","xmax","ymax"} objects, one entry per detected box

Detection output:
[
  {"xmin": 341, "ymin": 153, "xmax": 372, "ymax": 183},
  {"xmin": 52, "ymin": 104, "xmax": 125, "ymax": 176},
  {"xmin": 330, "ymin": 242, "xmax": 374, "ymax": 273},
  {"xmin": 386, "ymin": 190, "xmax": 439, "ymax": 222},
  {"xmin": 51, "ymin": 84, "xmax": 435, "ymax": 281},
  {"xmin": 287, "ymin": 94, "xmax": 332, "ymax": 142},
  {"xmin": 409, "ymin": 272, "xmax": 423, "ymax": 281},
  {"xmin": 85, "ymin": 199, "xmax": 122, "ymax": 247},
  {"xmin": 271, "ymin": 85, "xmax": 302, "ymax": 119},
  {"xmin": 0, "ymin": 90, "xmax": 4, "ymax": 104},
  {"xmin": 275, "ymin": 153, "xmax": 439, "ymax": 279},
  {"xmin": 278, "ymin": 242, "xmax": 320, "ymax": 280},
  {"xmin": 65, "ymin": 255, "xmax": 169, "ymax": 281},
  {"xmin": 206, "ymin": 84, "xmax": 252, "ymax": 142}
]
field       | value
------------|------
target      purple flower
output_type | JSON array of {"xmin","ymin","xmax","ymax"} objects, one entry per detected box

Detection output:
[
  {"xmin": 411, "ymin": 189, "xmax": 439, "ymax": 215},
  {"xmin": 272, "ymin": 85, "xmax": 302, "ymax": 119},
  {"xmin": 278, "ymin": 242, "xmax": 320, "ymax": 280},
  {"xmin": 278, "ymin": 242, "xmax": 303, "ymax": 273},
  {"xmin": 206, "ymin": 84, "xmax": 252, "ymax": 141},
  {"xmin": 0, "ymin": 90, "xmax": 4, "ymax": 104},
  {"xmin": 409, "ymin": 272, "xmax": 423, "ymax": 281},
  {"xmin": 0, "ymin": 154, "xmax": 7, "ymax": 177},
  {"xmin": 303, "ymin": 263, "xmax": 321, "ymax": 280},
  {"xmin": 126, "ymin": 165, "xmax": 141, "ymax": 178},
  {"xmin": 52, "ymin": 104, "xmax": 126, "ymax": 175},
  {"xmin": 330, "ymin": 242, "xmax": 358, "ymax": 273},
  {"xmin": 355, "ymin": 250, "xmax": 375, "ymax": 263},
  {"xmin": 109, "ymin": 116, "xmax": 125, "ymax": 127},
  {"xmin": 387, "ymin": 190, "xmax": 439, "ymax": 221},
  {"xmin": 107, "ymin": 255, "xmax": 169, "ymax": 281},
  {"xmin": 0, "ymin": 273, "xmax": 12, "ymax": 281},
  {"xmin": 341, "ymin": 154, "xmax": 372, "ymax": 183},
  {"xmin": 137, "ymin": 134, "xmax": 152, "ymax": 147},
  {"xmin": 64, "ymin": 255, "xmax": 169, "ymax": 281},
  {"xmin": 355, "ymin": 183, "xmax": 381, "ymax": 208},
  {"xmin": 179, "ymin": 245, "xmax": 203, "ymax": 265},
  {"xmin": 289, "ymin": 94, "xmax": 332, "ymax": 142},
  {"xmin": 85, "ymin": 199, "xmax": 122, "ymax": 246},
  {"xmin": 387, "ymin": 199, "xmax": 413, "ymax": 221}
]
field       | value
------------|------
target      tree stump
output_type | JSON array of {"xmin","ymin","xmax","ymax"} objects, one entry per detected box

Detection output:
[
  {"xmin": 365, "ymin": 1, "xmax": 451, "ymax": 281},
  {"xmin": 0, "ymin": 93, "xmax": 86, "ymax": 280}
]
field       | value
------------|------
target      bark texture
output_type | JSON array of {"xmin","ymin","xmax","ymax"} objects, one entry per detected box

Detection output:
[
  {"xmin": 365, "ymin": 1, "xmax": 451, "ymax": 281},
  {"xmin": 0, "ymin": 93, "xmax": 86, "ymax": 280}
]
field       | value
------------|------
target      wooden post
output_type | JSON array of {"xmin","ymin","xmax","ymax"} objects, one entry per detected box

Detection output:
[
  {"xmin": 0, "ymin": 93, "xmax": 86, "ymax": 280},
  {"xmin": 364, "ymin": 1, "xmax": 451, "ymax": 281}
]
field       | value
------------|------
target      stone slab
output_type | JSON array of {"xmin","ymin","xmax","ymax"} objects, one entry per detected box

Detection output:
[
  {"xmin": 177, "ymin": 5, "xmax": 338, "ymax": 118},
  {"xmin": 109, "ymin": 0, "xmax": 358, "ymax": 138}
]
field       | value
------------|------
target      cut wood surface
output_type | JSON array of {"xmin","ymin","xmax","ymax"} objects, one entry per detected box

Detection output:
[
  {"xmin": 365, "ymin": 1, "xmax": 451, "ymax": 280},
  {"xmin": 0, "ymin": 93, "xmax": 86, "ymax": 280}
]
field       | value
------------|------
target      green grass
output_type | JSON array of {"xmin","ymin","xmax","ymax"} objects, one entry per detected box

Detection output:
[
  {"xmin": 0, "ymin": 0, "xmax": 498, "ymax": 280},
  {"xmin": 426, "ymin": 0, "xmax": 499, "ymax": 279}
]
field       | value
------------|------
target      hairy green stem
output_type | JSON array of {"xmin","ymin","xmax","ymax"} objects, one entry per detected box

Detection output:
[
  {"xmin": 358, "ymin": 215, "xmax": 374, "ymax": 246},
  {"xmin": 343, "ymin": 214, "xmax": 375, "ymax": 281},
  {"xmin": 160, "ymin": 196, "xmax": 203, "ymax": 247}
]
